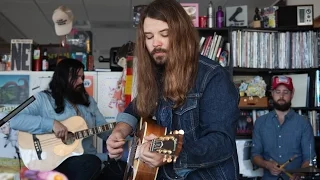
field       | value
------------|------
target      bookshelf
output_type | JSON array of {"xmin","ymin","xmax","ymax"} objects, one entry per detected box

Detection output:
[{"xmin": 198, "ymin": 26, "xmax": 320, "ymax": 177}]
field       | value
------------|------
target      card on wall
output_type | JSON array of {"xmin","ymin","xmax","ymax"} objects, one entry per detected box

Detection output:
[
  {"xmin": 97, "ymin": 72, "xmax": 123, "ymax": 123},
  {"xmin": 226, "ymin": 5, "xmax": 248, "ymax": 27}
]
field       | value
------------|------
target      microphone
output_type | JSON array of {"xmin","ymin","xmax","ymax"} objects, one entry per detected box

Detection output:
[{"xmin": 0, "ymin": 96, "xmax": 35, "ymax": 127}]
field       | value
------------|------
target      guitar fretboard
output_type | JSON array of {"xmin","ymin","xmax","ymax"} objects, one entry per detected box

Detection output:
[{"xmin": 74, "ymin": 122, "xmax": 116, "ymax": 139}]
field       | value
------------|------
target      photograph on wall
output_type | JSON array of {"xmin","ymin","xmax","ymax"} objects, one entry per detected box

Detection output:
[
  {"xmin": 97, "ymin": 72, "xmax": 123, "ymax": 122},
  {"xmin": 181, "ymin": 3, "xmax": 199, "ymax": 27}
]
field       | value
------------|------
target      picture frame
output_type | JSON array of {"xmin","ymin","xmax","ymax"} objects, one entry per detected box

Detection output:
[{"xmin": 180, "ymin": 3, "xmax": 199, "ymax": 27}]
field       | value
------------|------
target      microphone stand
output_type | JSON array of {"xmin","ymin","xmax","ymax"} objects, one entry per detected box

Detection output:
[{"xmin": 0, "ymin": 96, "xmax": 35, "ymax": 127}]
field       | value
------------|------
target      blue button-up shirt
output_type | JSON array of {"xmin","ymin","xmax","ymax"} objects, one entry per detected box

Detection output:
[{"xmin": 251, "ymin": 109, "xmax": 316, "ymax": 180}]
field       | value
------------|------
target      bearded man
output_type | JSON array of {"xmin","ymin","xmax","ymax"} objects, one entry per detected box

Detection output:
[
  {"xmin": 251, "ymin": 75, "xmax": 316, "ymax": 180},
  {"xmin": 10, "ymin": 58, "xmax": 113, "ymax": 180}
]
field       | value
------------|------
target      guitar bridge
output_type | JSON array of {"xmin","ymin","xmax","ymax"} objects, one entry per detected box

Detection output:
[{"xmin": 32, "ymin": 135, "xmax": 42, "ymax": 160}]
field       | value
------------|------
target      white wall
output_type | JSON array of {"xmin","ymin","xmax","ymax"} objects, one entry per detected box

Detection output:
[{"xmin": 287, "ymin": 0, "xmax": 320, "ymax": 18}]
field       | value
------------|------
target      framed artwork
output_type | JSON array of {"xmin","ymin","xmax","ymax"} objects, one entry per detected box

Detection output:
[{"xmin": 180, "ymin": 3, "xmax": 199, "ymax": 27}]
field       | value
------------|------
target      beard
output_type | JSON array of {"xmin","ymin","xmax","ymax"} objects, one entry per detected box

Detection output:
[
  {"xmin": 151, "ymin": 48, "xmax": 168, "ymax": 65},
  {"xmin": 273, "ymin": 99, "xmax": 291, "ymax": 111},
  {"xmin": 65, "ymin": 84, "xmax": 89, "ymax": 106}
]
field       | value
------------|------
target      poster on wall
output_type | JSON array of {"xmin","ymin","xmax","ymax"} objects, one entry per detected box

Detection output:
[
  {"xmin": 84, "ymin": 72, "xmax": 97, "ymax": 100},
  {"xmin": 30, "ymin": 72, "xmax": 53, "ymax": 95},
  {"xmin": 97, "ymin": 72, "xmax": 123, "ymax": 123},
  {"xmin": 0, "ymin": 74, "xmax": 30, "ymax": 173}
]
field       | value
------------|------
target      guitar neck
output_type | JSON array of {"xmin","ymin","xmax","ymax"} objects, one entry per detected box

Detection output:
[{"xmin": 74, "ymin": 122, "xmax": 116, "ymax": 139}]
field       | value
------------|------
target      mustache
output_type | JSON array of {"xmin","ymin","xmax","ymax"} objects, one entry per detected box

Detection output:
[{"xmin": 151, "ymin": 48, "xmax": 167, "ymax": 55}]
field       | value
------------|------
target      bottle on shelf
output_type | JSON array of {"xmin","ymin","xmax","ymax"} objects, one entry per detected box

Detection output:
[
  {"xmin": 252, "ymin": 7, "xmax": 261, "ymax": 28},
  {"xmin": 216, "ymin": 6, "xmax": 224, "ymax": 28},
  {"xmin": 207, "ymin": 1, "xmax": 214, "ymax": 28},
  {"xmin": 32, "ymin": 45, "xmax": 41, "ymax": 71},
  {"xmin": 42, "ymin": 48, "xmax": 48, "ymax": 71}
]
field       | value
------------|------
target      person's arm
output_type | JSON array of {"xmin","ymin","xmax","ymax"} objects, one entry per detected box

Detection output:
[
  {"xmin": 175, "ymin": 66, "xmax": 240, "ymax": 167},
  {"xmin": 301, "ymin": 118, "xmax": 316, "ymax": 167},
  {"xmin": 106, "ymin": 100, "xmax": 141, "ymax": 159},
  {"xmin": 9, "ymin": 92, "xmax": 55, "ymax": 134},
  {"xmin": 251, "ymin": 117, "xmax": 267, "ymax": 168},
  {"xmin": 114, "ymin": 99, "xmax": 141, "ymax": 137}
]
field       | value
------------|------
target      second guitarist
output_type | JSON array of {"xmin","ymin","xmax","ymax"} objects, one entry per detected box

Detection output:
[{"xmin": 10, "ymin": 59, "xmax": 120, "ymax": 180}]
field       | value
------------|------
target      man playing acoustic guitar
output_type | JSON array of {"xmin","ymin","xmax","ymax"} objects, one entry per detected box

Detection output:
[
  {"xmin": 107, "ymin": 0, "xmax": 240, "ymax": 179},
  {"xmin": 10, "ymin": 59, "xmax": 116, "ymax": 180}
]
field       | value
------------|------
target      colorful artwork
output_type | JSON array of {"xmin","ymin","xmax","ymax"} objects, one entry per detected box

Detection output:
[{"xmin": 0, "ymin": 75, "xmax": 29, "ymax": 105}]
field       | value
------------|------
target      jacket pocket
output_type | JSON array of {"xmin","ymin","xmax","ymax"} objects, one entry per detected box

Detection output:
[{"xmin": 173, "ymin": 94, "xmax": 199, "ymax": 133}]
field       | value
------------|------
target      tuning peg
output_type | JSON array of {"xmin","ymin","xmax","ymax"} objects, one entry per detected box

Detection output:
[
  {"xmin": 157, "ymin": 149, "xmax": 162, "ymax": 153},
  {"xmin": 173, "ymin": 130, "xmax": 179, "ymax": 134},
  {"xmin": 170, "ymin": 136, "xmax": 175, "ymax": 140},
  {"xmin": 173, "ymin": 156, "xmax": 178, "ymax": 163},
  {"xmin": 159, "ymin": 137, "xmax": 164, "ymax": 141},
  {"xmin": 163, "ymin": 150, "xmax": 168, "ymax": 154},
  {"xmin": 167, "ymin": 156, "xmax": 172, "ymax": 163},
  {"xmin": 165, "ymin": 137, "xmax": 170, "ymax": 141},
  {"xmin": 167, "ymin": 150, "xmax": 172, "ymax": 154},
  {"xmin": 178, "ymin": 130, "xmax": 185, "ymax": 135},
  {"xmin": 169, "ymin": 131, "xmax": 172, "ymax": 134}
]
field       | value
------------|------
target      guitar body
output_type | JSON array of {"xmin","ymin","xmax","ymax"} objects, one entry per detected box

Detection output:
[
  {"xmin": 132, "ymin": 118, "xmax": 167, "ymax": 180},
  {"xmin": 124, "ymin": 118, "xmax": 183, "ymax": 180},
  {"xmin": 18, "ymin": 116, "xmax": 116, "ymax": 171}
]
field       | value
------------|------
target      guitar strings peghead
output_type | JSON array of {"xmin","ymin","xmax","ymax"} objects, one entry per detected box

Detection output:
[{"xmin": 178, "ymin": 130, "xmax": 184, "ymax": 135}]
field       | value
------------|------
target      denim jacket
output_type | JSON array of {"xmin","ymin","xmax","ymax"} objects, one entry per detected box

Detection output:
[
  {"xmin": 117, "ymin": 55, "xmax": 240, "ymax": 179},
  {"xmin": 9, "ymin": 92, "xmax": 111, "ymax": 162}
]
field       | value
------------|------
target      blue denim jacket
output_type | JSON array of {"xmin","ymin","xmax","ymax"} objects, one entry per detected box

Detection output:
[
  {"xmin": 9, "ymin": 92, "xmax": 111, "ymax": 162},
  {"xmin": 117, "ymin": 55, "xmax": 241, "ymax": 179}
]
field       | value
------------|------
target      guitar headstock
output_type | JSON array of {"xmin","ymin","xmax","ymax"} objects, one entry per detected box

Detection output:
[{"xmin": 149, "ymin": 130, "xmax": 184, "ymax": 163}]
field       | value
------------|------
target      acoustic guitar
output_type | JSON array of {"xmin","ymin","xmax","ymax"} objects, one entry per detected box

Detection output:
[
  {"xmin": 17, "ymin": 116, "xmax": 116, "ymax": 171},
  {"xmin": 123, "ymin": 118, "xmax": 184, "ymax": 180}
]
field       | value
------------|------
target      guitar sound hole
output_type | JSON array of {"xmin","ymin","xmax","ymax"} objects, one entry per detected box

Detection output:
[{"xmin": 62, "ymin": 132, "xmax": 76, "ymax": 145}]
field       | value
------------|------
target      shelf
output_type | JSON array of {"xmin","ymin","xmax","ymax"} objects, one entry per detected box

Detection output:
[
  {"xmin": 239, "ymin": 107, "xmax": 320, "ymax": 111},
  {"xmin": 239, "ymin": 107, "xmax": 269, "ymax": 110},
  {"xmin": 230, "ymin": 26, "xmax": 320, "ymax": 32},
  {"xmin": 233, "ymin": 67, "xmax": 319, "ymax": 74},
  {"xmin": 197, "ymin": 27, "xmax": 320, "ymax": 32},
  {"xmin": 196, "ymin": 27, "xmax": 229, "ymax": 32},
  {"xmin": 236, "ymin": 135, "xmax": 252, "ymax": 139}
]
